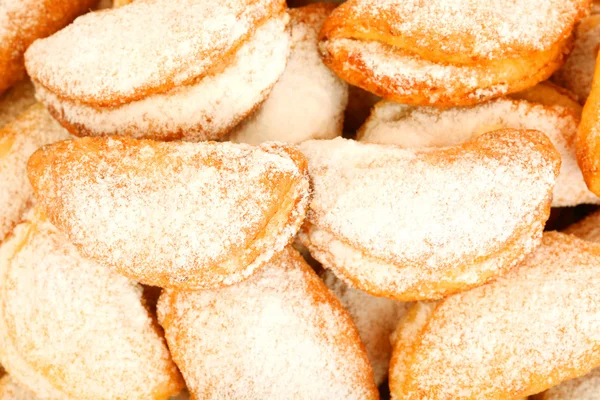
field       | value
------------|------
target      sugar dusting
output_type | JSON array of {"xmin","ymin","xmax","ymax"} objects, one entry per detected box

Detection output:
[
  {"xmin": 34, "ymin": 14, "xmax": 291, "ymax": 141},
  {"xmin": 542, "ymin": 367, "xmax": 600, "ymax": 399},
  {"xmin": 229, "ymin": 5, "xmax": 348, "ymax": 144},
  {"xmin": 158, "ymin": 248, "xmax": 378, "ymax": 399},
  {"xmin": 0, "ymin": 104, "xmax": 70, "ymax": 242},
  {"xmin": 396, "ymin": 233, "xmax": 600, "ymax": 398},
  {"xmin": 25, "ymin": 0, "xmax": 285, "ymax": 105},
  {"xmin": 553, "ymin": 16, "xmax": 600, "ymax": 102},
  {"xmin": 322, "ymin": 270, "xmax": 407, "ymax": 386},
  {"xmin": 0, "ymin": 81, "xmax": 35, "ymax": 129},
  {"xmin": 0, "ymin": 210, "xmax": 183, "ymax": 399},
  {"xmin": 298, "ymin": 134, "xmax": 558, "ymax": 274},
  {"xmin": 359, "ymin": 98, "xmax": 598, "ymax": 207},
  {"xmin": 29, "ymin": 137, "xmax": 309, "ymax": 289},
  {"xmin": 0, "ymin": 375, "xmax": 39, "ymax": 400}
]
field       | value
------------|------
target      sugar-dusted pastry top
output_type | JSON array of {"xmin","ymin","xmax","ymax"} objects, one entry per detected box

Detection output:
[
  {"xmin": 358, "ymin": 97, "xmax": 595, "ymax": 207},
  {"xmin": 391, "ymin": 232, "xmax": 600, "ymax": 399},
  {"xmin": 321, "ymin": 0, "xmax": 590, "ymax": 61},
  {"xmin": 322, "ymin": 270, "xmax": 407, "ymax": 387},
  {"xmin": 0, "ymin": 104, "xmax": 70, "ymax": 242},
  {"xmin": 24, "ymin": 0, "xmax": 286, "ymax": 106},
  {"xmin": 230, "ymin": 4, "xmax": 347, "ymax": 144},
  {"xmin": 299, "ymin": 131, "xmax": 559, "ymax": 271},
  {"xmin": 158, "ymin": 247, "xmax": 378, "ymax": 399},
  {"xmin": 0, "ymin": 209, "xmax": 184, "ymax": 399},
  {"xmin": 27, "ymin": 137, "xmax": 310, "ymax": 288}
]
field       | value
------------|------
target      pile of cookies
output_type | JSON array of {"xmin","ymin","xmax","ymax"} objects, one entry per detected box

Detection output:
[{"xmin": 3, "ymin": 0, "xmax": 600, "ymax": 399}]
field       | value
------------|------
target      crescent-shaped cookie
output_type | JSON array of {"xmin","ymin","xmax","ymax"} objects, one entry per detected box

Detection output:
[
  {"xmin": 0, "ymin": 376, "xmax": 37, "ymax": 400},
  {"xmin": 319, "ymin": 0, "xmax": 590, "ymax": 106},
  {"xmin": 553, "ymin": 15, "xmax": 600, "ymax": 103},
  {"xmin": 358, "ymin": 91, "xmax": 595, "ymax": 207},
  {"xmin": 0, "ymin": 0, "xmax": 96, "ymax": 94},
  {"xmin": 389, "ymin": 232, "xmax": 600, "ymax": 399},
  {"xmin": 228, "ymin": 4, "xmax": 348, "ymax": 145},
  {"xmin": 0, "ymin": 103, "xmax": 70, "ymax": 242},
  {"xmin": 0, "ymin": 209, "xmax": 184, "ymax": 399},
  {"xmin": 25, "ymin": 0, "xmax": 290, "ymax": 141},
  {"xmin": 298, "ymin": 130, "xmax": 560, "ymax": 301},
  {"xmin": 157, "ymin": 247, "xmax": 378, "ymax": 399},
  {"xmin": 322, "ymin": 270, "xmax": 407, "ymax": 387},
  {"xmin": 27, "ymin": 137, "xmax": 310, "ymax": 289}
]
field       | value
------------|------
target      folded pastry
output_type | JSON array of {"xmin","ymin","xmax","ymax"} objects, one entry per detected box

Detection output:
[
  {"xmin": 319, "ymin": 0, "xmax": 590, "ymax": 106},
  {"xmin": 0, "ymin": 103, "xmax": 70, "ymax": 242},
  {"xmin": 322, "ymin": 270, "xmax": 407, "ymax": 387},
  {"xmin": 577, "ymin": 52, "xmax": 600, "ymax": 196},
  {"xmin": 27, "ymin": 137, "xmax": 310, "ymax": 289},
  {"xmin": 0, "ymin": 209, "xmax": 184, "ymax": 399},
  {"xmin": 0, "ymin": 375, "xmax": 37, "ymax": 400},
  {"xmin": 25, "ymin": 0, "xmax": 290, "ymax": 141},
  {"xmin": 298, "ymin": 130, "xmax": 560, "ymax": 301},
  {"xmin": 229, "ymin": 4, "xmax": 348, "ymax": 145},
  {"xmin": 0, "ymin": 0, "xmax": 96, "ymax": 94},
  {"xmin": 389, "ymin": 232, "xmax": 600, "ymax": 399},
  {"xmin": 554, "ymin": 15, "xmax": 600, "ymax": 102},
  {"xmin": 158, "ymin": 247, "xmax": 379, "ymax": 399},
  {"xmin": 358, "ymin": 90, "xmax": 595, "ymax": 207}
]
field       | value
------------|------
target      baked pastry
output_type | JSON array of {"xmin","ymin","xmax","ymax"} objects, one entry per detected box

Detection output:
[
  {"xmin": 0, "ymin": 375, "xmax": 37, "ymax": 400},
  {"xmin": 564, "ymin": 209, "xmax": 600, "ymax": 240},
  {"xmin": 158, "ymin": 247, "xmax": 379, "ymax": 399},
  {"xmin": 319, "ymin": 0, "xmax": 590, "ymax": 107},
  {"xmin": 510, "ymin": 81, "xmax": 582, "ymax": 114},
  {"xmin": 0, "ymin": 81, "xmax": 36, "ymax": 129},
  {"xmin": 298, "ymin": 130, "xmax": 560, "ymax": 301},
  {"xmin": 0, "ymin": 103, "xmax": 70, "ymax": 242},
  {"xmin": 576, "ymin": 54, "xmax": 600, "ymax": 196},
  {"xmin": 0, "ymin": 0, "xmax": 96, "ymax": 94},
  {"xmin": 554, "ymin": 15, "xmax": 600, "ymax": 103},
  {"xmin": 0, "ymin": 209, "xmax": 184, "ymax": 399},
  {"xmin": 25, "ymin": 0, "xmax": 290, "ymax": 141},
  {"xmin": 27, "ymin": 137, "xmax": 310, "ymax": 289},
  {"xmin": 389, "ymin": 232, "xmax": 600, "ymax": 399},
  {"xmin": 322, "ymin": 270, "xmax": 407, "ymax": 387},
  {"xmin": 534, "ymin": 367, "xmax": 600, "ymax": 399},
  {"xmin": 358, "ymin": 90, "xmax": 595, "ymax": 207},
  {"xmin": 228, "ymin": 4, "xmax": 348, "ymax": 145}
]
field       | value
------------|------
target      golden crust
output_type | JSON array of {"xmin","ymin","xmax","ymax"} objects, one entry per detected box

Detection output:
[
  {"xmin": 26, "ymin": 137, "xmax": 310, "ymax": 289},
  {"xmin": 390, "ymin": 232, "xmax": 600, "ymax": 399},
  {"xmin": 319, "ymin": 0, "xmax": 589, "ymax": 106},
  {"xmin": 0, "ymin": 0, "xmax": 96, "ymax": 94},
  {"xmin": 0, "ymin": 209, "xmax": 185, "ymax": 399},
  {"xmin": 158, "ymin": 247, "xmax": 379, "ymax": 399},
  {"xmin": 577, "ymin": 50, "xmax": 600, "ymax": 196},
  {"xmin": 510, "ymin": 81, "xmax": 583, "ymax": 116},
  {"xmin": 24, "ymin": 0, "xmax": 287, "ymax": 107},
  {"xmin": 298, "ymin": 130, "xmax": 560, "ymax": 301}
]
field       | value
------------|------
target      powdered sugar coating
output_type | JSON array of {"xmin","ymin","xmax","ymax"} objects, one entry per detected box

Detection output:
[
  {"xmin": 25, "ymin": 0, "xmax": 286, "ymax": 106},
  {"xmin": 299, "ymin": 132, "xmax": 558, "ymax": 281},
  {"xmin": 322, "ymin": 270, "xmax": 407, "ymax": 386},
  {"xmin": 34, "ymin": 14, "xmax": 291, "ymax": 142},
  {"xmin": 359, "ymin": 98, "xmax": 597, "ymax": 207},
  {"xmin": 554, "ymin": 15, "xmax": 600, "ymax": 102},
  {"xmin": 158, "ymin": 247, "xmax": 378, "ymax": 399},
  {"xmin": 0, "ymin": 375, "xmax": 39, "ymax": 400},
  {"xmin": 0, "ymin": 104, "xmax": 70, "ymax": 242},
  {"xmin": 326, "ymin": 0, "xmax": 589, "ymax": 59},
  {"xmin": 391, "ymin": 232, "xmax": 600, "ymax": 399},
  {"xmin": 28, "ymin": 137, "xmax": 310, "ymax": 289},
  {"xmin": 0, "ymin": 210, "xmax": 184, "ymax": 399},
  {"xmin": 229, "ymin": 5, "xmax": 348, "ymax": 145},
  {"xmin": 0, "ymin": 81, "xmax": 35, "ymax": 129}
]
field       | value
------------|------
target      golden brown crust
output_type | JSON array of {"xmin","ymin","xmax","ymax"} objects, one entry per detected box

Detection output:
[
  {"xmin": 158, "ymin": 247, "xmax": 378, "ymax": 399},
  {"xmin": 511, "ymin": 81, "xmax": 583, "ymax": 116},
  {"xmin": 26, "ymin": 137, "xmax": 310, "ymax": 289},
  {"xmin": 0, "ymin": 0, "xmax": 97, "ymax": 94},
  {"xmin": 390, "ymin": 232, "xmax": 600, "ymax": 399},
  {"xmin": 577, "ymin": 51, "xmax": 600, "ymax": 195}
]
